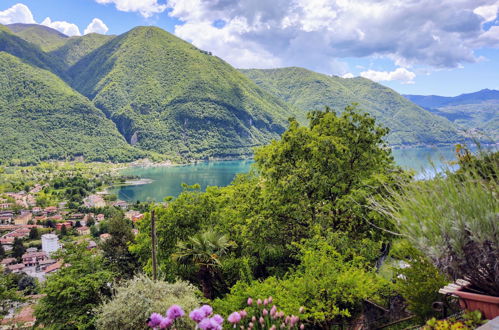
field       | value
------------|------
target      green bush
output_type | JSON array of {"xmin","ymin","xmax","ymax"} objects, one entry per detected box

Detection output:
[{"xmin": 96, "ymin": 275, "xmax": 202, "ymax": 330}]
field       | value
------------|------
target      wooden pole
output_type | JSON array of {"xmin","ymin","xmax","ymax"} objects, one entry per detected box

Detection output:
[{"xmin": 151, "ymin": 209, "xmax": 157, "ymax": 280}]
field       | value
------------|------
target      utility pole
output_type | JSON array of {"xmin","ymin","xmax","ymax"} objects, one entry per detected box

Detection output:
[{"xmin": 150, "ymin": 209, "xmax": 158, "ymax": 280}]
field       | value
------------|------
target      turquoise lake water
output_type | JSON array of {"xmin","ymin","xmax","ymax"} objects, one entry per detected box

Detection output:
[{"xmin": 109, "ymin": 146, "xmax": 463, "ymax": 202}]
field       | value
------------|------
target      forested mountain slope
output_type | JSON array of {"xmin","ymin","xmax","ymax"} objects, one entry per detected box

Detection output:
[
  {"xmin": 0, "ymin": 52, "xmax": 145, "ymax": 164},
  {"xmin": 68, "ymin": 26, "xmax": 300, "ymax": 159},
  {"xmin": 242, "ymin": 67, "xmax": 463, "ymax": 145}
]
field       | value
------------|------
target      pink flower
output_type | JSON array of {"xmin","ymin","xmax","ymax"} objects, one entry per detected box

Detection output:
[
  {"xmin": 299, "ymin": 306, "xmax": 305, "ymax": 314},
  {"xmin": 248, "ymin": 322, "xmax": 254, "ymax": 329},
  {"xmin": 148, "ymin": 313, "xmax": 164, "ymax": 327},
  {"xmin": 259, "ymin": 317, "xmax": 264, "ymax": 325},
  {"xmin": 270, "ymin": 326, "xmax": 276, "ymax": 330},
  {"xmin": 247, "ymin": 297, "xmax": 253, "ymax": 305},
  {"xmin": 262, "ymin": 309, "xmax": 268, "ymax": 316},
  {"xmin": 263, "ymin": 299, "xmax": 268, "ymax": 306},
  {"xmin": 166, "ymin": 305, "xmax": 184, "ymax": 320},
  {"xmin": 300, "ymin": 324, "xmax": 305, "ymax": 329},
  {"xmin": 270, "ymin": 306, "xmax": 277, "ymax": 317},
  {"xmin": 251, "ymin": 316, "xmax": 256, "ymax": 322},
  {"xmin": 239, "ymin": 310, "xmax": 247, "ymax": 318},
  {"xmin": 228, "ymin": 312, "xmax": 241, "ymax": 324},
  {"xmin": 189, "ymin": 308, "xmax": 205, "ymax": 323},
  {"xmin": 159, "ymin": 317, "xmax": 173, "ymax": 329},
  {"xmin": 201, "ymin": 305, "xmax": 213, "ymax": 317},
  {"xmin": 268, "ymin": 296, "xmax": 273, "ymax": 304},
  {"xmin": 212, "ymin": 314, "xmax": 224, "ymax": 325}
]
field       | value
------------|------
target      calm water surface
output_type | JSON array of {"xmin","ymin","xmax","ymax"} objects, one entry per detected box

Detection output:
[{"xmin": 110, "ymin": 146, "xmax": 460, "ymax": 202}]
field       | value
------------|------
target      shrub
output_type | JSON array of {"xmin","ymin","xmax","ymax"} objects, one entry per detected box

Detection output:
[
  {"xmin": 95, "ymin": 274, "xmax": 201, "ymax": 330},
  {"xmin": 374, "ymin": 151, "xmax": 499, "ymax": 295}
]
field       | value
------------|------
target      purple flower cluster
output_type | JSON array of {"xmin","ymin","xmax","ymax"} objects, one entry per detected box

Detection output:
[
  {"xmin": 189, "ymin": 305, "xmax": 223, "ymax": 330},
  {"xmin": 147, "ymin": 305, "xmax": 185, "ymax": 329}
]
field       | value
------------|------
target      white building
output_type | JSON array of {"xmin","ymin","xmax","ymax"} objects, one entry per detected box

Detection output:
[{"xmin": 41, "ymin": 234, "xmax": 60, "ymax": 256}]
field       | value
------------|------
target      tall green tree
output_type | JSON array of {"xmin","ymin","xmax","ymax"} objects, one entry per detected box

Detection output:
[
  {"xmin": 12, "ymin": 238, "xmax": 25, "ymax": 261},
  {"xmin": 35, "ymin": 244, "xmax": 115, "ymax": 329},
  {"xmin": 172, "ymin": 231, "xmax": 232, "ymax": 299},
  {"xmin": 100, "ymin": 217, "xmax": 139, "ymax": 279},
  {"xmin": 29, "ymin": 227, "xmax": 39, "ymax": 240}
]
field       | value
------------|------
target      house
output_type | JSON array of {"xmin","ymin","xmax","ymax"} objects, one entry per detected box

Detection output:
[
  {"xmin": 76, "ymin": 226, "xmax": 90, "ymax": 236},
  {"xmin": 31, "ymin": 207, "xmax": 43, "ymax": 215},
  {"xmin": 22, "ymin": 251, "xmax": 47, "ymax": 267},
  {"xmin": 48, "ymin": 214, "xmax": 63, "ymax": 221},
  {"xmin": 14, "ymin": 212, "xmax": 32, "ymax": 225},
  {"xmin": 68, "ymin": 213, "xmax": 85, "ymax": 220},
  {"xmin": 125, "ymin": 210, "xmax": 144, "ymax": 222},
  {"xmin": 0, "ymin": 203, "xmax": 13, "ymax": 210},
  {"xmin": 1, "ymin": 258, "xmax": 16, "ymax": 266},
  {"xmin": 112, "ymin": 200, "xmax": 128, "ymax": 209},
  {"xmin": 44, "ymin": 206, "xmax": 58, "ymax": 214},
  {"xmin": 0, "ymin": 215, "xmax": 13, "ymax": 224},
  {"xmin": 96, "ymin": 214, "xmax": 105, "ymax": 222},
  {"xmin": 6, "ymin": 263, "xmax": 25, "ymax": 273},
  {"xmin": 87, "ymin": 241, "xmax": 97, "ymax": 249},
  {"xmin": 58, "ymin": 201, "xmax": 67, "ymax": 209},
  {"xmin": 55, "ymin": 222, "xmax": 72, "ymax": 231},
  {"xmin": 38, "ymin": 259, "xmax": 57, "ymax": 271},
  {"xmin": 84, "ymin": 195, "xmax": 106, "ymax": 208},
  {"xmin": 44, "ymin": 261, "xmax": 62, "ymax": 274},
  {"xmin": 100, "ymin": 233, "xmax": 111, "ymax": 241}
]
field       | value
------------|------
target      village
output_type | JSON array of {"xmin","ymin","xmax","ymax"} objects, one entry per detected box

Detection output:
[{"xmin": 0, "ymin": 172, "xmax": 145, "ymax": 327}]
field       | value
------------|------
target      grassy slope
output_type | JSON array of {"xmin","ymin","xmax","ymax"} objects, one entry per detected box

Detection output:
[
  {"xmin": 69, "ymin": 26, "xmax": 300, "ymax": 159},
  {"xmin": 6, "ymin": 23, "xmax": 69, "ymax": 51},
  {"xmin": 241, "ymin": 67, "xmax": 462, "ymax": 145},
  {"xmin": 0, "ymin": 52, "xmax": 146, "ymax": 165},
  {"xmin": 50, "ymin": 33, "xmax": 115, "ymax": 67}
]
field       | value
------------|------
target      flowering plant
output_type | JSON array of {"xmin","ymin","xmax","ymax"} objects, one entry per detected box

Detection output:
[{"xmin": 147, "ymin": 297, "xmax": 304, "ymax": 329}]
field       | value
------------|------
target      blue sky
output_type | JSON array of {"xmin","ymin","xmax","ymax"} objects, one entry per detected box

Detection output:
[{"xmin": 1, "ymin": 0, "xmax": 499, "ymax": 96}]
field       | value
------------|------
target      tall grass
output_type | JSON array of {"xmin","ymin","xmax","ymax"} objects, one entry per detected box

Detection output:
[{"xmin": 373, "ymin": 150, "xmax": 498, "ymax": 295}]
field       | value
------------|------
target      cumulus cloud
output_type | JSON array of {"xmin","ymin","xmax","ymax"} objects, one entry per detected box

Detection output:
[
  {"xmin": 94, "ymin": 0, "xmax": 167, "ymax": 18},
  {"xmin": 474, "ymin": 3, "xmax": 499, "ymax": 22},
  {"xmin": 342, "ymin": 73, "xmax": 355, "ymax": 78},
  {"xmin": 41, "ymin": 17, "xmax": 81, "ymax": 36},
  {"xmin": 360, "ymin": 68, "xmax": 416, "ymax": 84},
  {"xmin": 84, "ymin": 18, "xmax": 109, "ymax": 34},
  {"xmin": 0, "ymin": 3, "xmax": 35, "ymax": 24},
  {"xmin": 165, "ymin": 0, "xmax": 499, "ymax": 72}
]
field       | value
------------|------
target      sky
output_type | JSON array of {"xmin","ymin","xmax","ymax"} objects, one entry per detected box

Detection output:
[{"xmin": 1, "ymin": 0, "xmax": 499, "ymax": 96}]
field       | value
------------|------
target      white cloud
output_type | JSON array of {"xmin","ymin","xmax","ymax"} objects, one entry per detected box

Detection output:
[
  {"xmin": 474, "ymin": 3, "xmax": 499, "ymax": 22},
  {"xmin": 0, "ymin": 3, "xmax": 35, "ymax": 24},
  {"xmin": 360, "ymin": 68, "xmax": 416, "ymax": 84},
  {"xmin": 342, "ymin": 73, "xmax": 355, "ymax": 78},
  {"xmin": 94, "ymin": 0, "xmax": 166, "ymax": 18},
  {"xmin": 84, "ymin": 18, "xmax": 109, "ymax": 34},
  {"xmin": 41, "ymin": 17, "xmax": 81, "ymax": 36},
  {"xmin": 164, "ymin": 0, "xmax": 499, "ymax": 72}
]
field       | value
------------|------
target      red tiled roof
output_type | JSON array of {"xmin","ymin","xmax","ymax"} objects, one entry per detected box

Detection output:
[{"xmin": 44, "ymin": 261, "xmax": 62, "ymax": 273}]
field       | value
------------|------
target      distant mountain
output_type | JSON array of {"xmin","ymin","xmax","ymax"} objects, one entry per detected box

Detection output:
[
  {"xmin": 242, "ymin": 67, "xmax": 462, "ymax": 146},
  {"xmin": 49, "ymin": 33, "xmax": 115, "ymax": 67},
  {"xmin": 0, "ymin": 25, "xmax": 67, "ymax": 79},
  {"xmin": 405, "ymin": 89, "xmax": 499, "ymax": 141},
  {"xmin": 0, "ymin": 52, "xmax": 145, "ymax": 164},
  {"xmin": 68, "ymin": 26, "xmax": 299, "ymax": 159},
  {"xmin": 6, "ymin": 23, "xmax": 68, "ymax": 51}
]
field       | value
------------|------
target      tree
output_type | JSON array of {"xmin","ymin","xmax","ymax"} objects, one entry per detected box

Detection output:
[
  {"xmin": 75, "ymin": 220, "xmax": 82, "ymax": 228},
  {"xmin": 0, "ymin": 244, "xmax": 5, "ymax": 259},
  {"xmin": 100, "ymin": 217, "xmax": 139, "ymax": 279},
  {"xmin": 173, "ymin": 231, "xmax": 232, "ymax": 299},
  {"xmin": 0, "ymin": 274, "xmax": 21, "ymax": 319},
  {"xmin": 12, "ymin": 238, "xmax": 25, "ymax": 261},
  {"xmin": 60, "ymin": 225, "xmax": 67, "ymax": 237},
  {"xmin": 96, "ymin": 275, "xmax": 200, "ymax": 330},
  {"xmin": 35, "ymin": 244, "xmax": 115, "ymax": 329},
  {"xmin": 29, "ymin": 227, "xmax": 39, "ymax": 240}
]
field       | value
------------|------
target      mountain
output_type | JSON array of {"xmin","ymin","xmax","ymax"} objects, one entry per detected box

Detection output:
[
  {"xmin": 49, "ymin": 33, "xmax": 115, "ymax": 67},
  {"xmin": 241, "ymin": 67, "xmax": 462, "ymax": 146},
  {"xmin": 68, "ymin": 26, "xmax": 299, "ymax": 159},
  {"xmin": 405, "ymin": 89, "xmax": 499, "ymax": 141},
  {"xmin": 6, "ymin": 23, "xmax": 68, "ymax": 51},
  {"xmin": 0, "ymin": 25, "xmax": 67, "ymax": 79},
  {"xmin": 0, "ymin": 51, "xmax": 145, "ymax": 164}
]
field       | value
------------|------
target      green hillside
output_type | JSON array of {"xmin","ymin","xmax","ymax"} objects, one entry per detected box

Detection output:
[
  {"xmin": 0, "ymin": 24, "xmax": 67, "ymax": 80},
  {"xmin": 68, "ymin": 26, "xmax": 299, "ymax": 159},
  {"xmin": 242, "ymin": 67, "xmax": 463, "ymax": 146},
  {"xmin": 6, "ymin": 23, "xmax": 69, "ymax": 51},
  {"xmin": 0, "ymin": 51, "xmax": 145, "ymax": 165},
  {"xmin": 50, "ymin": 33, "xmax": 115, "ymax": 67}
]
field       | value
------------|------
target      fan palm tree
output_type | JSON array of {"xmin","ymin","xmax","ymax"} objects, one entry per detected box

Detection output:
[{"xmin": 172, "ymin": 230, "xmax": 232, "ymax": 299}]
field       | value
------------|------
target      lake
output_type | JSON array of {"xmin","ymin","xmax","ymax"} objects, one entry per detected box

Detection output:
[{"xmin": 109, "ymin": 146, "xmax": 460, "ymax": 202}]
